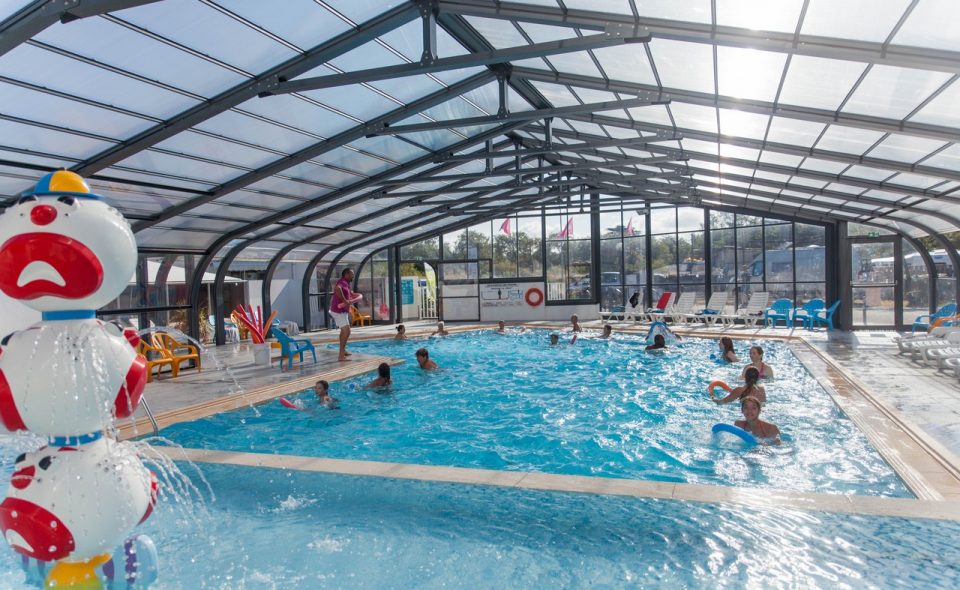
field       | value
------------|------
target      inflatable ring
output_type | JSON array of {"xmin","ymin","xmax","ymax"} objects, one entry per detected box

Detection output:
[
  {"xmin": 707, "ymin": 380, "xmax": 732, "ymax": 397},
  {"xmin": 524, "ymin": 287, "xmax": 544, "ymax": 307},
  {"xmin": 712, "ymin": 423, "xmax": 758, "ymax": 445}
]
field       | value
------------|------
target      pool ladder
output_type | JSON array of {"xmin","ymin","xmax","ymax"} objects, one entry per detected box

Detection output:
[{"xmin": 139, "ymin": 394, "xmax": 160, "ymax": 437}]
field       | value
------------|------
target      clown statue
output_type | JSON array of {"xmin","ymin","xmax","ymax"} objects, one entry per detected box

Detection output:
[{"xmin": 0, "ymin": 171, "xmax": 158, "ymax": 589}]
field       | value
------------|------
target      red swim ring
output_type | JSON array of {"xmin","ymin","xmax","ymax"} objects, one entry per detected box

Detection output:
[
  {"xmin": 707, "ymin": 380, "xmax": 732, "ymax": 398},
  {"xmin": 525, "ymin": 287, "xmax": 544, "ymax": 307}
]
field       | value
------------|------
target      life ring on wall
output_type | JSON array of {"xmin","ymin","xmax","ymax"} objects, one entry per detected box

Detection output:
[{"xmin": 524, "ymin": 287, "xmax": 544, "ymax": 307}]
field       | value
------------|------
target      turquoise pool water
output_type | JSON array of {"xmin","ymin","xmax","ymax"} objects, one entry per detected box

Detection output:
[
  {"xmin": 0, "ymin": 455, "xmax": 955, "ymax": 590},
  {"xmin": 161, "ymin": 331, "xmax": 909, "ymax": 497}
]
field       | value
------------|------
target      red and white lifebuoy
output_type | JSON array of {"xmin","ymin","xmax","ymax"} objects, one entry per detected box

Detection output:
[{"xmin": 524, "ymin": 287, "xmax": 544, "ymax": 307}]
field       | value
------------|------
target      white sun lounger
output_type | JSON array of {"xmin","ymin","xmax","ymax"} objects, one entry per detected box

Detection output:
[
  {"xmin": 923, "ymin": 346, "xmax": 960, "ymax": 369},
  {"xmin": 904, "ymin": 331, "xmax": 960, "ymax": 360},
  {"xmin": 718, "ymin": 292, "xmax": 769, "ymax": 327},
  {"xmin": 668, "ymin": 292, "xmax": 698, "ymax": 323},
  {"xmin": 684, "ymin": 291, "xmax": 729, "ymax": 325}
]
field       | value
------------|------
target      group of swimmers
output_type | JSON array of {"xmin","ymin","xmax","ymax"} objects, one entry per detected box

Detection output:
[{"xmin": 710, "ymin": 340, "xmax": 780, "ymax": 443}]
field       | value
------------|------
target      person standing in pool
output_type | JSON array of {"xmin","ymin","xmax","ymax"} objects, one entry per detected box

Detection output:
[
  {"xmin": 713, "ymin": 367, "xmax": 767, "ymax": 405},
  {"xmin": 416, "ymin": 347, "xmax": 439, "ymax": 370},
  {"xmin": 496, "ymin": 320, "xmax": 507, "ymax": 334},
  {"xmin": 431, "ymin": 321, "xmax": 450, "ymax": 337},
  {"xmin": 741, "ymin": 345, "xmax": 775, "ymax": 380},
  {"xmin": 570, "ymin": 314, "xmax": 583, "ymax": 333},
  {"xmin": 330, "ymin": 267, "xmax": 362, "ymax": 362},
  {"xmin": 395, "ymin": 324, "xmax": 407, "ymax": 340},
  {"xmin": 735, "ymin": 396, "xmax": 780, "ymax": 444},
  {"xmin": 718, "ymin": 337, "xmax": 739, "ymax": 363},
  {"xmin": 600, "ymin": 324, "xmax": 613, "ymax": 339},
  {"xmin": 366, "ymin": 363, "xmax": 392, "ymax": 388},
  {"xmin": 549, "ymin": 333, "xmax": 560, "ymax": 346}
]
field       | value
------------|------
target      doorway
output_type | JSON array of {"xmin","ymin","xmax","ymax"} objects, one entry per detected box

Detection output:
[{"xmin": 848, "ymin": 237, "xmax": 901, "ymax": 329}]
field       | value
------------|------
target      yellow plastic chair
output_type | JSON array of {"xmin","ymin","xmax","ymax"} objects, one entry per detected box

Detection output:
[
  {"xmin": 350, "ymin": 305, "xmax": 372, "ymax": 326},
  {"xmin": 154, "ymin": 333, "xmax": 201, "ymax": 376},
  {"xmin": 136, "ymin": 339, "xmax": 175, "ymax": 383}
]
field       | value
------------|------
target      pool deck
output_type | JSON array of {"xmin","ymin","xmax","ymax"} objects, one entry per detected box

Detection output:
[{"xmin": 122, "ymin": 319, "xmax": 960, "ymax": 521}]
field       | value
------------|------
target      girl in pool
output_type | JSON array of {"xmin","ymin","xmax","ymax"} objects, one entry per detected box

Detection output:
[
  {"xmin": 395, "ymin": 324, "xmax": 407, "ymax": 340},
  {"xmin": 741, "ymin": 345, "xmax": 775, "ymax": 379},
  {"xmin": 366, "ymin": 362, "xmax": 392, "ymax": 388},
  {"xmin": 315, "ymin": 380, "xmax": 339, "ymax": 409},
  {"xmin": 735, "ymin": 395, "xmax": 780, "ymax": 444},
  {"xmin": 718, "ymin": 337, "xmax": 739, "ymax": 363},
  {"xmin": 712, "ymin": 367, "xmax": 767, "ymax": 405}
]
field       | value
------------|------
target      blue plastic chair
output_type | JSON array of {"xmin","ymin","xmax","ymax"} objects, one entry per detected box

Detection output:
[
  {"xmin": 812, "ymin": 300, "xmax": 840, "ymax": 330},
  {"xmin": 911, "ymin": 303, "xmax": 957, "ymax": 333},
  {"xmin": 269, "ymin": 326, "xmax": 316, "ymax": 370},
  {"xmin": 792, "ymin": 298, "xmax": 825, "ymax": 330},
  {"xmin": 764, "ymin": 299, "xmax": 794, "ymax": 327}
]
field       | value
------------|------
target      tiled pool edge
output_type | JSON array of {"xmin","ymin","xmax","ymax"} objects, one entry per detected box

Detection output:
[
  {"xmin": 117, "ymin": 355, "xmax": 404, "ymax": 439},
  {"xmin": 793, "ymin": 341, "xmax": 960, "ymax": 502},
  {"xmin": 161, "ymin": 447, "xmax": 960, "ymax": 522}
]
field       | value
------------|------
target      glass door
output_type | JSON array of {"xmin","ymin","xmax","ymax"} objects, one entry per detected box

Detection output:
[{"xmin": 849, "ymin": 238, "xmax": 901, "ymax": 329}]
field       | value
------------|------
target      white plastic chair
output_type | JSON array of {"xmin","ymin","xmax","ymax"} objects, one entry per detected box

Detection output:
[
  {"xmin": 668, "ymin": 292, "xmax": 698, "ymax": 323},
  {"xmin": 684, "ymin": 291, "xmax": 728, "ymax": 325}
]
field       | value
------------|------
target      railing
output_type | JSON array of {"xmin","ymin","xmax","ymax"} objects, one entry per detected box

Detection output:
[{"xmin": 419, "ymin": 286, "xmax": 438, "ymax": 319}]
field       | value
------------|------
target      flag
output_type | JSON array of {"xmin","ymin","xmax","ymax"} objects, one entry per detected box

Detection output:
[
  {"xmin": 558, "ymin": 217, "xmax": 574, "ymax": 238},
  {"xmin": 625, "ymin": 216, "xmax": 635, "ymax": 237},
  {"xmin": 499, "ymin": 218, "xmax": 511, "ymax": 236}
]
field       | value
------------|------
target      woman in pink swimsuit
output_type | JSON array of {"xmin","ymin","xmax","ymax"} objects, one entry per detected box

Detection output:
[{"xmin": 330, "ymin": 267, "xmax": 362, "ymax": 361}]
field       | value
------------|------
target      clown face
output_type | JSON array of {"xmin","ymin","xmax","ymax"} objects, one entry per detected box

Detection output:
[
  {"xmin": 0, "ymin": 437, "xmax": 157, "ymax": 562},
  {"xmin": 0, "ymin": 189, "xmax": 136, "ymax": 312}
]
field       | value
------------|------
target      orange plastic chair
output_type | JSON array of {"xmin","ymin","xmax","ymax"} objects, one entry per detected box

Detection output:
[
  {"xmin": 154, "ymin": 333, "xmax": 201, "ymax": 376},
  {"xmin": 350, "ymin": 305, "xmax": 372, "ymax": 326},
  {"xmin": 136, "ymin": 339, "xmax": 175, "ymax": 383}
]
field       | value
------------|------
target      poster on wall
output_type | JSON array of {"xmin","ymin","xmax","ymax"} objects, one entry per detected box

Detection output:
[
  {"xmin": 401, "ymin": 278, "xmax": 415, "ymax": 305},
  {"xmin": 480, "ymin": 283, "xmax": 524, "ymax": 308}
]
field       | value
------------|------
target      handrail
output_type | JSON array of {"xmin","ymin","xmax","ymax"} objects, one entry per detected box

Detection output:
[{"xmin": 139, "ymin": 394, "xmax": 160, "ymax": 437}]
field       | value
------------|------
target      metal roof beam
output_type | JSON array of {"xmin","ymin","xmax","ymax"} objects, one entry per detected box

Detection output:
[
  {"xmin": 514, "ymin": 67, "xmax": 960, "ymax": 144},
  {"xmin": 0, "ymin": 0, "xmax": 161, "ymax": 58},
  {"xmin": 433, "ymin": 133, "xmax": 681, "ymax": 163},
  {"xmin": 263, "ymin": 26, "xmax": 648, "ymax": 96},
  {"xmin": 71, "ymin": 2, "xmax": 421, "ymax": 177},
  {"xmin": 364, "ymin": 94, "xmax": 667, "ymax": 136},
  {"xmin": 547, "ymin": 124, "xmax": 960, "ymax": 194},
  {"xmin": 437, "ymin": 0, "xmax": 960, "ymax": 74},
  {"xmin": 133, "ymin": 70, "xmax": 496, "ymax": 232}
]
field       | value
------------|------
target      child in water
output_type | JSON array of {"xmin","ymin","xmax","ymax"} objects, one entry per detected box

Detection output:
[{"xmin": 315, "ymin": 380, "xmax": 339, "ymax": 409}]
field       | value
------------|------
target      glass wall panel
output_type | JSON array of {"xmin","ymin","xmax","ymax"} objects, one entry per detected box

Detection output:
[
  {"xmin": 711, "ymin": 227, "xmax": 736, "ymax": 295},
  {"xmin": 493, "ymin": 216, "xmax": 519, "ymax": 279},
  {"xmin": 546, "ymin": 211, "xmax": 592, "ymax": 301},
  {"xmin": 736, "ymin": 224, "xmax": 764, "ymax": 307},
  {"xmin": 517, "ymin": 215, "xmax": 543, "ymax": 278},
  {"xmin": 599, "ymin": 238, "xmax": 624, "ymax": 310},
  {"xmin": 443, "ymin": 229, "xmax": 467, "ymax": 259},
  {"xmin": 400, "ymin": 237, "xmax": 439, "ymax": 261},
  {"xmin": 902, "ymin": 239, "xmax": 929, "ymax": 323},
  {"xmin": 678, "ymin": 231, "xmax": 705, "ymax": 300},
  {"xmin": 764, "ymin": 223, "xmax": 794, "ymax": 302}
]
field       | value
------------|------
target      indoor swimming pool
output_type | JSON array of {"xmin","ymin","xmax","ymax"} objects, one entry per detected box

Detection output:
[
  {"xmin": 0, "ymin": 456, "xmax": 954, "ymax": 590},
  {"xmin": 160, "ymin": 331, "xmax": 908, "ymax": 497}
]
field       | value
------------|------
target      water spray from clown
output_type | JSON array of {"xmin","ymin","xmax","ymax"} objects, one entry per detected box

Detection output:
[{"xmin": 0, "ymin": 171, "xmax": 159, "ymax": 589}]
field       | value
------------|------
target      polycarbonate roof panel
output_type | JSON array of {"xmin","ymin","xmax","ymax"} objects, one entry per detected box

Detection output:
[
  {"xmin": 651, "ymin": 39, "xmax": 715, "ymax": 95},
  {"xmin": 893, "ymin": 0, "xmax": 960, "ymax": 52},
  {"xmin": 843, "ymin": 65, "xmax": 953, "ymax": 119},
  {"xmin": 112, "ymin": 150, "xmax": 245, "ymax": 185},
  {"xmin": 777, "ymin": 55, "xmax": 867, "ymax": 111},
  {"xmin": 868, "ymin": 135, "xmax": 948, "ymax": 165},
  {"xmin": 118, "ymin": 0, "xmax": 299, "ymax": 73},
  {"xmin": 221, "ymin": 0, "xmax": 352, "ymax": 50},
  {"xmin": 668, "ymin": 103, "xmax": 718, "ymax": 134},
  {"xmin": 0, "ymin": 118, "xmax": 115, "ymax": 160},
  {"xmin": 716, "ymin": 0, "xmax": 804, "ymax": 32},
  {"xmin": 909, "ymin": 78, "xmax": 960, "ymax": 129},
  {"xmin": 815, "ymin": 126, "xmax": 886, "ymax": 156},
  {"xmin": 717, "ymin": 109, "xmax": 770, "ymax": 140},
  {"xmin": 765, "ymin": 117, "xmax": 826, "ymax": 149},
  {"xmin": 716, "ymin": 47, "xmax": 787, "ymax": 102},
  {"xmin": 0, "ymin": 44, "xmax": 202, "ymax": 119},
  {"xmin": 800, "ymin": 0, "xmax": 912, "ymax": 42},
  {"xmin": 923, "ymin": 145, "xmax": 960, "ymax": 173},
  {"xmin": 193, "ymin": 110, "xmax": 320, "ymax": 155},
  {"xmin": 236, "ymin": 96, "xmax": 357, "ymax": 139},
  {"xmin": 591, "ymin": 45, "xmax": 657, "ymax": 85},
  {"xmin": 154, "ymin": 132, "xmax": 280, "ymax": 170},
  {"xmin": 136, "ymin": 228, "xmax": 218, "ymax": 250}
]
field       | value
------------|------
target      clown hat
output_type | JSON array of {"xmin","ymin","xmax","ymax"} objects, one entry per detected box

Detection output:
[{"xmin": 26, "ymin": 170, "xmax": 103, "ymax": 200}]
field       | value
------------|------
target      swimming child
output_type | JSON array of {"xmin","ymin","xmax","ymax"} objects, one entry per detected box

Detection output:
[
  {"xmin": 431, "ymin": 321, "xmax": 450, "ymax": 337},
  {"xmin": 712, "ymin": 367, "xmax": 767, "ymax": 405},
  {"xmin": 550, "ymin": 333, "xmax": 560, "ymax": 346},
  {"xmin": 416, "ymin": 347, "xmax": 439, "ymax": 370},
  {"xmin": 741, "ymin": 345, "xmax": 775, "ymax": 379},
  {"xmin": 645, "ymin": 334, "xmax": 666, "ymax": 351},
  {"xmin": 315, "ymin": 380, "xmax": 339, "ymax": 409},
  {"xmin": 497, "ymin": 320, "xmax": 506, "ymax": 334},
  {"xmin": 600, "ymin": 324, "xmax": 613, "ymax": 339},
  {"xmin": 735, "ymin": 395, "xmax": 780, "ymax": 444},
  {"xmin": 570, "ymin": 314, "xmax": 583, "ymax": 333},
  {"xmin": 395, "ymin": 324, "xmax": 407, "ymax": 340},
  {"xmin": 718, "ymin": 337, "xmax": 739, "ymax": 363},
  {"xmin": 366, "ymin": 362, "xmax": 392, "ymax": 388}
]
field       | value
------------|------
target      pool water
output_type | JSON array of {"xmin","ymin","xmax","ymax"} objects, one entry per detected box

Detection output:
[
  {"xmin": 161, "ymin": 331, "xmax": 908, "ymax": 497},
  {"xmin": 0, "ymin": 458, "xmax": 955, "ymax": 590}
]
